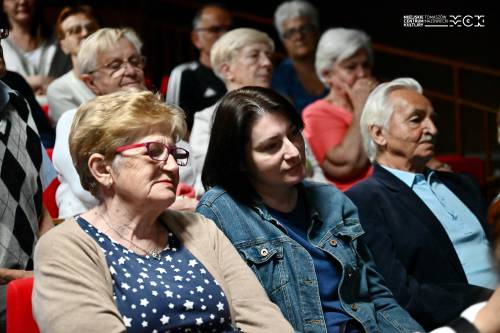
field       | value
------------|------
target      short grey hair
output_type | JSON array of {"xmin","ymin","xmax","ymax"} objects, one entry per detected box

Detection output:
[
  {"xmin": 210, "ymin": 28, "xmax": 275, "ymax": 80},
  {"xmin": 315, "ymin": 28, "xmax": 373, "ymax": 85},
  {"xmin": 274, "ymin": 0, "xmax": 319, "ymax": 39},
  {"xmin": 78, "ymin": 27, "xmax": 143, "ymax": 75},
  {"xmin": 360, "ymin": 77, "xmax": 423, "ymax": 162}
]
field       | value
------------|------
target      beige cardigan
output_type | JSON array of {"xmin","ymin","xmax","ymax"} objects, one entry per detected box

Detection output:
[{"xmin": 32, "ymin": 210, "xmax": 293, "ymax": 333}]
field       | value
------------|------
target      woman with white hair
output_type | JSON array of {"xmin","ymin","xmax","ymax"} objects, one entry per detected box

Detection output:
[
  {"xmin": 303, "ymin": 28, "xmax": 377, "ymax": 191},
  {"xmin": 272, "ymin": 0, "xmax": 327, "ymax": 113}
]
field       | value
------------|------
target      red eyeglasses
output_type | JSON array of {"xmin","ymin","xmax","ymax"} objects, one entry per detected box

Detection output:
[{"xmin": 115, "ymin": 142, "xmax": 189, "ymax": 166}]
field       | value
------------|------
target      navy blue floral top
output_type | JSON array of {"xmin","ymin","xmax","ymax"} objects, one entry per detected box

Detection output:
[{"xmin": 76, "ymin": 216, "xmax": 232, "ymax": 333}]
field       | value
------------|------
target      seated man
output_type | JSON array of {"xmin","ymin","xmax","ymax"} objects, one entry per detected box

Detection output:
[
  {"xmin": 346, "ymin": 77, "xmax": 495, "ymax": 330},
  {"xmin": 53, "ymin": 28, "xmax": 197, "ymax": 218},
  {"xmin": 46, "ymin": 5, "xmax": 99, "ymax": 124},
  {"xmin": 166, "ymin": 4, "xmax": 231, "ymax": 132},
  {"xmin": 0, "ymin": 25, "xmax": 55, "ymax": 332}
]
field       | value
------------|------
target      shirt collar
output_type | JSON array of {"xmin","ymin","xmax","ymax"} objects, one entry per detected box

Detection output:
[
  {"xmin": 0, "ymin": 80, "xmax": 16, "ymax": 115},
  {"xmin": 380, "ymin": 164, "xmax": 437, "ymax": 188}
]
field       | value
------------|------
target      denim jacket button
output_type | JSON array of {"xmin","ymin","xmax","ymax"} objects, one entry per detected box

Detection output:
[
  {"xmin": 350, "ymin": 303, "xmax": 358, "ymax": 311},
  {"xmin": 260, "ymin": 248, "xmax": 269, "ymax": 257},
  {"xmin": 329, "ymin": 239, "xmax": 337, "ymax": 247}
]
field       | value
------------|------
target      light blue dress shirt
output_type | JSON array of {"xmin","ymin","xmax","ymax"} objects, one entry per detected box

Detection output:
[{"xmin": 381, "ymin": 165, "xmax": 496, "ymax": 289}]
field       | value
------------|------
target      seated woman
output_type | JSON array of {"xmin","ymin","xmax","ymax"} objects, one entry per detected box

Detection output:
[
  {"xmin": 1, "ymin": 0, "xmax": 70, "ymax": 103},
  {"xmin": 196, "ymin": 86, "xmax": 423, "ymax": 333},
  {"xmin": 32, "ymin": 90, "xmax": 293, "ymax": 333},
  {"xmin": 303, "ymin": 28, "xmax": 377, "ymax": 191}
]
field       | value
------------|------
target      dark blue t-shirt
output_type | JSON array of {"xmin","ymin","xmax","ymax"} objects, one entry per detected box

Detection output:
[
  {"xmin": 266, "ymin": 189, "xmax": 354, "ymax": 332},
  {"xmin": 77, "ymin": 216, "xmax": 233, "ymax": 333}
]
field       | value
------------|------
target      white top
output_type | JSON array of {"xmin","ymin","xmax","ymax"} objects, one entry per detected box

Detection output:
[
  {"xmin": 54, "ymin": 108, "xmax": 197, "ymax": 218},
  {"xmin": 46, "ymin": 71, "xmax": 95, "ymax": 125},
  {"xmin": 189, "ymin": 103, "xmax": 327, "ymax": 196},
  {"xmin": 1, "ymin": 37, "xmax": 57, "ymax": 77}
]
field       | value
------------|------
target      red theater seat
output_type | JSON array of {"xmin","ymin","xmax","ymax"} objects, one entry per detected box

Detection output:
[{"xmin": 6, "ymin": 277, "xmax": 39, "ymax": 333}]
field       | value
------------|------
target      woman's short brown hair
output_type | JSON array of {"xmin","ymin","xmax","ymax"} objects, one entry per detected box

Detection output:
[{"xmin": 69, "ymin": 89, "xmax": 186, "ymax": 196}]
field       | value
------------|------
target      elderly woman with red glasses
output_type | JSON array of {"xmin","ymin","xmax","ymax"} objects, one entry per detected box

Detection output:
[{"xmin": 32, "ymin": 90, "xmax": 293, "ymax": 333}]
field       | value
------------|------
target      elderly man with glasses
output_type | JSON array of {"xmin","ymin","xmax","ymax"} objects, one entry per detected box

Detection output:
[
  {"xmin": 166, "ymin": 4, "xmax": 232, "ymax": 134},
  {"xmin": 52, "ymin": 28, "xmax": 197, "ymax": 220},
  {"xmin": 46, "ymin": 5, "xmax": 100, "ymax": 125}
]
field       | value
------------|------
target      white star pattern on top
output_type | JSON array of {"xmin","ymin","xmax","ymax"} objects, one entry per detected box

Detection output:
[{"xmin": 77, "ymin": 217, "xmax": 232, "ymax": 333}]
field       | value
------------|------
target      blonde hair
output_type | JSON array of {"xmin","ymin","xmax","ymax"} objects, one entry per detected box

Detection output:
[
  {"xmin": 77, "ymin": 27, "xmax": 143, "ymax": 74},
  {"xmin": 210, "ymin": 28, "xmax": 274, "ymax": 80},
  {"xmin": 69, "ymin": 90, "xmax": 187, "ymax": 195}
]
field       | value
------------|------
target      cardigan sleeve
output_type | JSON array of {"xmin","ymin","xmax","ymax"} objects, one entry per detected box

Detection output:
[
  {"xmin": 202, "ymin": 216, "xmax": 295, "ymax": 333},
  {"xmin": 32, "ymin": 220, "xmax": 126, "ymax": 333}
]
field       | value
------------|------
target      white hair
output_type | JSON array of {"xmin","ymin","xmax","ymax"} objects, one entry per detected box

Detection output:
[
  {"xmin": 78, "ymin": 27, "xmax": 143, "ymax": 74},
  {"xmin": 315, "ymin": 28, "xmax": 373, "ymax": 85},
  {"xmin": 274, "ymin": 0, "xmax": 319, "ymax": 38},
  {"xmin": 360, "ymin": 77, "xmax": 423, "ymax": 162},
  {"xmin": 210, "ymin": 28, "xmax": 275, "ymax": 80}
]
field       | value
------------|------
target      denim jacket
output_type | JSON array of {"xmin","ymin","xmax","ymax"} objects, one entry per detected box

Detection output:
[{"xmin": 197, "ymin": 181, "xmax": 423, "ymax": 333}]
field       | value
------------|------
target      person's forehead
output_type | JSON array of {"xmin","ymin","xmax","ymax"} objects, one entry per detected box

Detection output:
[
  {"xmin": 390, "ymin": 89, "xmax": 432, "ymax": 114},
  {"xmin": 282, "ymin": 16, "xmax": 309, "ymax": 29},
  {"xmin": 61, "ymin": 12, "xmax": 93, "ymax": 29},
  {"xmin": 240, "ymin": 42, "xmax": 272, "ymax": 53},
  {"xmin": 199, "ymin": 7, "xmax": 231, "ymax": 25},
  {"xmin": 97, "ymin": 38, "xmax": 138, "ymax": 61}
]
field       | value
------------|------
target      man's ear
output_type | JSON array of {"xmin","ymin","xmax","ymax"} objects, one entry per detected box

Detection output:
[
  {"xmin": 88, "ymin": 153, "xmax": 114, "ymax": 189},
  {"xmin": 370, "ymin": 124, "xmax": 387, "ymax": 147},
  {"xmin": 191, "ymin": 31, "xmax": 203, "ymax": 50},
  {"xmin": 219, "ymin": 62, "xmax": 232, "ymax": 83},
  {"xmin": 80, "ymin": 73, "xmax": 100, "ymax": 95}
]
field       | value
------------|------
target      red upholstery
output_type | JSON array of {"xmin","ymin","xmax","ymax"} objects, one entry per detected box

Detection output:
[
  {"xmin": 176, "ymin": 182, "xmax": 196, "ymax": 198},
  {"xmin": 159, "ymin": 75, "xmax": 169, "ymax": 97},
  {"xmin": 435, "ymin": 154, "xmax": 485, "ymax": 186},
  {"xmin": 43, "ymin": 148, "xmax": 60, "ymax": 218},
  {"xmin": 6, "ymin": 277, "xmax": 39, "ymax": 333}
]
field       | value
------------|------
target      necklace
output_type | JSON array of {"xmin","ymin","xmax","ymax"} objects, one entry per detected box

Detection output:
[{"xmin": 99, "ymin": 211, "xmax": 163, "ymax": 260}]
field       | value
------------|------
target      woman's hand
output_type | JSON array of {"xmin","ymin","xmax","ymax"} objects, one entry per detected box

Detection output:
[
  {"xmin": 474, "ymin": 287, "xmax": 500, "ymax": 333},
  {"xmin": 26, "ymin": 75, "xmax": 53, "ymax": 95},
  {"xmin": 348, "ymin": 77, "xmax": 378, "ymax": 115},
  {"xmin": 170, "ymin": 196, "xmax": 199, "ymax": 212}
]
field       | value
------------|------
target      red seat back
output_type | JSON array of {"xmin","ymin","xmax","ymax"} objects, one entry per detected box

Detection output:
[
  {"xmin": 6, "ymin": 277, "xmax": 39, "ymax": 333},
  {"xmin": 435, "ymin": 154, "xmax": 485, "ymax": 186}
]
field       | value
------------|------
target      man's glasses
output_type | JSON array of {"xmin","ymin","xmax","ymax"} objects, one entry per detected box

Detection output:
[
  {"xmin": 115, "ymin": 142, "xmax": 190, "ymax": 166},
  {"xmin": 195, "ymin": 24, "xmax": 231, "ymax": 34},
  {"xmin": 89, "ymin": 55, "xmax": 146, "ymax": 78},
  {"xmin": 0, "ymin": 28, "xmax": 9, "ymax": 40},
  {"xmin": 282, "ymin": 24, "xmax": 316, "ymax": 40},
  {"xmin": 64, "ymin": 22, "xmax": 99, "ymax": 37}
]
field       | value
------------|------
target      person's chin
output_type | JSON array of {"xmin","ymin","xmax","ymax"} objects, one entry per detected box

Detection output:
[{"xmin": 121, "ymin": 82, "xmax": 144, "ymax": 90}]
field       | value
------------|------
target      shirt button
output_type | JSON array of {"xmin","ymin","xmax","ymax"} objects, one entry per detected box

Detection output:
[
  {"xmin": 351, "ymin": 303, "xmax": 358, "ymax": 311},
  {"xmin": 260, "ymin": 248, "xmax": 269, "ymax": 257},
  {"xmin": 330, "ymin": 239, "xmax": 337, "ymax": 247}
]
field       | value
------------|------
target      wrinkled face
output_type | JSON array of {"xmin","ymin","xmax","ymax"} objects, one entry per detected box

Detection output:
[
  {"xmin": 3, "ymin": 0, "xmax": 35, "ymax": 25},
  {"xmin": 88, "ymin": 38, "xmax": 145, "ymax": 95},
  {"xmin": 380, "ymin": 89, "xmax": 437, "ymax": 166},
  {"xmin": 281, "ymin": 16, "xmax": 318, "ymax": 59},
  {"xmin": 246, "ymin": 112, "xmax": 306, "ymax": 192},
  {"xmin": 59, "ymin": 13, "xmax": 98, "ymax": 56},
  {"xmin": 225, "ymin": 42, "xmax": 273, "ymax": 88},
  {"xmin": 192, "ymin": 6, "xmax": 232, "ymax": 55},
  {"xmin": 327, "ymin": 48, "xmax": 372, "ymax": 90},
  {"xmin": 111, "ymin": 132, "xmax": 179, "ymax": 208}
]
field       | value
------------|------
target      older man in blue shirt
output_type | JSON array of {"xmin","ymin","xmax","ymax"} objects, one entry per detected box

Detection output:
[{"xmin": 346, "ymin": 77, "xmax": 495, "ymax": 331}]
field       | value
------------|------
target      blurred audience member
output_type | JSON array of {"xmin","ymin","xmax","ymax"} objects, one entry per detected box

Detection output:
[
  {"xmin": 303, "ymin": 28, "xmax": 376, "ymax": 191},
  {"xmin": 272, "ymin": 0, "xmax": 327, "ymax": 113},
  {"xmin": 346, "ymin": 78, "xmax": 495, "ymax": 330},
  {"xmin": 0, "ymin": 24, "xmax": 55, "ymax": 332},
  {"xmin": 1, "ymin": 0, "xmax": 71, "ymax": 103},
  {"xmin": 189, "ymin": 28, "xmax": 325, "ymax": 195},
  {"xmin": 53, "ymin": 28, "xmax": 197, "ymax": 219},
  {"xmin": 46, "ymin": 5, "xmax": 99, "ymax": 124},
  {"xmin": 166, "ymin": 4, "xmax": 232, "ymax": 132}
]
